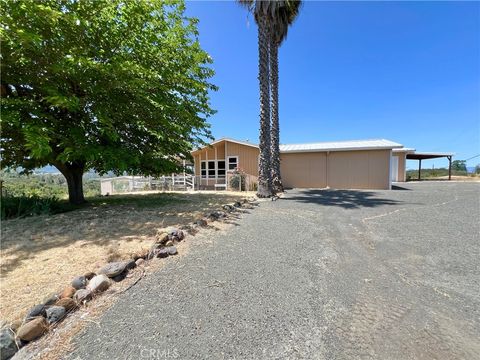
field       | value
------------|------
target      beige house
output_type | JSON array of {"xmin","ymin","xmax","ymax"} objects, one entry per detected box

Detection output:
[{"xmin": 192, "ymin": 138, "xmax": 407, "ymax": 190}]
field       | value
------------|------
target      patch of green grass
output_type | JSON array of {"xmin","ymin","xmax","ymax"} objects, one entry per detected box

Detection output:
[{"xmin": 1, "ymin": 192, "xmax": 190, "ymax": 220}]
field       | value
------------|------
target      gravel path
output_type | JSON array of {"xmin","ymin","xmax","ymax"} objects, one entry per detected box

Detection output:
[{"xmin": 66, "ymin": 182, "xmax": 480, "ymax": 360}]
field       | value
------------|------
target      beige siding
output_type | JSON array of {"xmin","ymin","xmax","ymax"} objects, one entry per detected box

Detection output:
[
  {"xmin": 225, "ymin": 142, "xmax": 259, "ymax": 176},
  {"xmin": 280, "ymin": 150, "xmax": 390, "ymax": 190},
  {"xmin": 194, "ymin": 154, "xmax": 200, "ymax": 176},
  {"xmin": 280, "ymin": 152, "xmax": 327, "ymax": 188},
  {"xmin": 393, "ymin": 153, "xmax": 406, "ymax": 182},
  {"xmin": 327, "ymin": 150, "xmax": 390, "ymax": 189}
]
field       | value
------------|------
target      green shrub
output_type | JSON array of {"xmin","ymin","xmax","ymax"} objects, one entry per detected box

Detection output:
[
  {"xmin": 229, "ymin": 171, "xmax": 246, "ymax": 191},
  {"xmin": 1, "ymin": 195, "xmax": 68, "ymax": 220}
]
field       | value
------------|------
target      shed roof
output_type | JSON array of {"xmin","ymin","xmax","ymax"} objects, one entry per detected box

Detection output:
[
  {"xmin": 279, "ymin": 139, "xmax": 403, "ymax": 153},
  {"xmin": 406, "ymin": 152, "xmax": 454, "ymax": 160}
]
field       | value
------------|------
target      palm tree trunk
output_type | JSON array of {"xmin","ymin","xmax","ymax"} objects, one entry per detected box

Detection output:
[
  {"xmin": 270, "ymin": 37, "xmax": 283, "ymax": 193},
  {"xmin": 256, "ymin": 14, "xmax": 273, "ymax": 198}
]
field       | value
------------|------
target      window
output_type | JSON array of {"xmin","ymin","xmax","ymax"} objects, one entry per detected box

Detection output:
[
  {"xmin": 218, "ymin": 161, "xmax": 226, "ymax": 178},
  {"xmin": 228, "ymin": 156, "xmax": 238, "ymax": 171},
  {"xmin": 200, "ymin": 160, "xmax": 227, "ymax": 179},
  {"xmin": 208, "ymin": 161, "xmax": 216, "ymax": 177}
]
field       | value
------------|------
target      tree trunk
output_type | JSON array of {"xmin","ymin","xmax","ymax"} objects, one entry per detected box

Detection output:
[
  {"xmin": 54, "ymin": 161, "xmax": 86, "ymax": 204},
  {"xmin": 270, "ymin": 38, "xmax": 283, "ymax": 193},
  {"xmin": 256, "ymin": 14, "xmax": 273, "ymax": 198}
]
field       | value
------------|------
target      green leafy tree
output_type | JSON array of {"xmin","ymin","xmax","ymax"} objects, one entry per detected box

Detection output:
[
  {"xmin": 451, "ymin": 160, "xmax": 467, "ymax": 172},
  {"xmin": 1, "ymin": 0, "xmax": 216, "ymax": 204},
  {"xmin": 475, "ymin": 164, "xmax": 480, "ymax": 174}
]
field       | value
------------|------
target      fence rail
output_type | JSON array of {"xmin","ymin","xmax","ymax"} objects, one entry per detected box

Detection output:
[{"xmin": 100, "ymin": 174, "xmax": 195, "ymax": 195}]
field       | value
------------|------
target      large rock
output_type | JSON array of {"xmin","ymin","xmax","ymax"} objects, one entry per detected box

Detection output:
[
  {"xmin": 98, "ymin": 262, "xmax": 127, "ymax": 278},
  {"xmin": 24, "ymin": 305, "xmax": 46, "ymax": 322},
  {"xmin": 125, "ymin": 259, "xmax": 136, "ymax": 270},
  {"xmin": 55, "ymin": 298, "xmax": 77, "ymax": 311},
  {"xmin": 166, "ymin": 246, "xmax": 177, "ymax": 255},
  {"xmin": 195, "ymin": 218, "xmax": 208, "ymax": 227},
  {"xmin": 46, "ymin": 306, "xmax": 66, "ymax": 324},
  {"xmin": 167, "ymin": 228, "xmax": 184, "ymax": 241},
  {"xmin": 16, "ymin": 317, "xmax": 48, "ymax": 342},
  {"xmin": 155, "ymin": 232, "xmax": 169, "ymax": 245},
  {"xmin": 74, "ymin": 289, "xmax": 92, "ymax": 303},
  {"xmin": 71, "ymin": 276, "xmax": 87, "ymax": 290},
  {"xmin": 156, "ymin": 248, "xmax": 169, "ymax": 258},
  {"xmin": 87, "ymin": 274, "xmax": 110, "ymax": 293},
  {"xmin": 60, "ymin": 286, "xmax": 76, "ymax": 299},
  {"xmin": 0, "ymin": 328, "xmax": 17, "ymax": 360}
]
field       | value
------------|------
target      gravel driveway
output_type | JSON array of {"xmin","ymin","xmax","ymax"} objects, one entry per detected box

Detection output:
[{"xmin": 66, "ymin": 182, "xmax": 480, "ymax": 360}]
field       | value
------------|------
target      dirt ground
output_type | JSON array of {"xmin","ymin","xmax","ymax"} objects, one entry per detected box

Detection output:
[{"xmin": 0, "ymin": 191, "xmax": 251, "ymax": 324}]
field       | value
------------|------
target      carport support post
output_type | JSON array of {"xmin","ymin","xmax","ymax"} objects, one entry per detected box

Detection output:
[
  {"xmin": 448, "ymin": 156, "xmax": 452, "ymax": 180},
  {"xmin": 418, "ymin": 159, "xmax": 422, "ymax": 181}
]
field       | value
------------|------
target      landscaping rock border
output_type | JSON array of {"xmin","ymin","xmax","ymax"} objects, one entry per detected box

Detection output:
[{"xmin": 0, "ymin": 196, "xmax": 258, "ymax": 359}]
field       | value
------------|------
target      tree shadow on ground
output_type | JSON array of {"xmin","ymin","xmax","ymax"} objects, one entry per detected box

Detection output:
[
  {"xmin": 282, "ymin": 189, "xmax": 402, "ymax": 209},
  {"xmin": 0, "ymin": 192, "xmax": 248, "ymax": 276}
]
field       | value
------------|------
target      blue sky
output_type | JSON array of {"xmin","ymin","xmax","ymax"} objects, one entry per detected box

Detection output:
[{"xmin": 185, "ymin": 1, "xmax": 480, "ymax": 169}]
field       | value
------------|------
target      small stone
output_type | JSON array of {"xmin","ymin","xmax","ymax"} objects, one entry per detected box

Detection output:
[
  {"xmin": 165, "ymin": 240, "xmax": 174, "ymax": 247},
  {"xmin": 135, "ymin": 258, "xmax": 145, "ymax": 266},
  {"xmin": 98, "ymin": 262, "xmax": 128, "ymax": 278},
  {"xmin": 125, "ymin": 259, "xmax": 136, "ymax": 270},
  {"xmin": 74, "ymin": 289, "xmax": 92, "ymax": 303},
  {"xmin": 71, "ymin": 276, "xmax": 87, "ymax": 290},
  {"xmin": 43, "ymin": 293, "xmax": 59, "ymax": 306},
  {"xmin": 0, "ymin": 328, "xmax": 17, "ymax": 359},
  {"xmin": 155, "ymin": 232, "xmax": 169, "ymax": 244},
  {"xmin": 25, "ymin": 304, "xmax": 47, "ymax": 322},
  {"xmin": 195, "ymin": 218, "xmax": 208, "ymax": 227},
  {"xmin": 55, "ymin": 298, "xmax": 77, "ymax": 311},
  {"xmin": 46, "ymin": 306, "xmax": 66, "ymax": 324},
  {"xmin": 234, "ymin": 201, "xmax": 242, "ymax": 207},
  {"xmin": 166, "ymin": 246, "xmax": 177, "ymax": 255},
  {"xmin": 157, "ymin": 248, "xmax": 169, "ymax": 258},
  {"xmin": 16, "ymin": 317, "xmax": 48, "ymax": 341},
  {"xmin": 87, "ymin": 274, "xmax": 110, "ymax": 293},
  {"xmin": 60, "ymin": 286, "xmax": 76, "ymax": 299},
  {"xmin": 83, "ymin": 272, "xmax": 96, "ymax": 280}
]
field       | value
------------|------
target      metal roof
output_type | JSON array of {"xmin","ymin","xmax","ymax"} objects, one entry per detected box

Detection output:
[
  {"xmin": 193, "ymin": 138, "xmax": 405, "ymax": 153},
  {"xmin": 406, "ymin": 152, "xmax": 454, "ymax": 160},
  {"xmin": 279, "ymin": 139, "xmax": 403, "ymax": 153},
  {"xmin": 393, "ymin": 147, "xmax": 416, "ymax": 153}
]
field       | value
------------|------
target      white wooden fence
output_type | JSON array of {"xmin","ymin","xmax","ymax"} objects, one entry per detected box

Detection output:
[{"xmin": 100, "ymin": 174, "xmax": 195, "ymax": 195}]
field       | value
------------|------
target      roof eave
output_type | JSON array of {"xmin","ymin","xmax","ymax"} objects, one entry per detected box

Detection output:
[{"xmin": 280, "ymin": 145, "xmax": 404, "ymax": 153}]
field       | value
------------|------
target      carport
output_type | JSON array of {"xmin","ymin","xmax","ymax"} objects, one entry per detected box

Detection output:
[{"xmin": 407, "ymin": 152, "xmax": 454, "ymax": 180}]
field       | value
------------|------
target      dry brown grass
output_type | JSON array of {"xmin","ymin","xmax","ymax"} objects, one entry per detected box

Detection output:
[{"xmin": 0, "ymin": 191, "xmax": 249, "ymax": 324}]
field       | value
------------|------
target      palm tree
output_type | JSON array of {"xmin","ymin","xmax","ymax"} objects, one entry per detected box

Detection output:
[
  {"xmin": 238, "ymin": 1, "xmax": 301, "ymax": 197},
  {"xmin": 238, "ymin": 0, "xmax": 275, "ymax": 197},
  {"xmin": 270, "ymin": 1, "xmax": 301, "ymax": 193}
]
